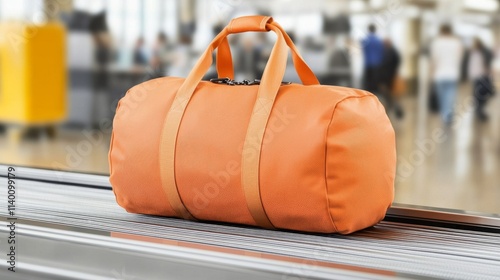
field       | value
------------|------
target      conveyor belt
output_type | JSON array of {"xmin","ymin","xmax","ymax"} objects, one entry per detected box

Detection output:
[{"xmin": 1, "ymin": 174, "xmax": 499, "ymax": 280}]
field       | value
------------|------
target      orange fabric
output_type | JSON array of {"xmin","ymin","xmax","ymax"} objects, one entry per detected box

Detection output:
[
  {"xmin": 326, "ymin": 94, "xmax": 396, "ymax": 234},
  {"xmin": 216, "ymin": 37, "xmax": 233, "ymax": 79},
  {"xmin": 391, "ymin": 76, "xmax": 407, "ymax": 97},
  {"xmin": 239, "ymin": 23, "xmax": 288, "ymax": 229},
  {"xmin": 109, "ymin": 16, "xmax": 396, "ymax": 234},
  {"xmin": 227, "ymin": 15, "xmax": 272, "ymax": 34},
  {"xmin": 160, "ymin": 18, "xmax": 304, "ymax": 229},
  {"xmin": 158, "ymin": 26, "xmax": 232, "ymax": 220}
]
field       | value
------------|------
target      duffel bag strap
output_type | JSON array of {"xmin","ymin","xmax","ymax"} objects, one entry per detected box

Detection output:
[{"xmin": 160, "ymin": 16, "xmax": 318, "ymax": 229}]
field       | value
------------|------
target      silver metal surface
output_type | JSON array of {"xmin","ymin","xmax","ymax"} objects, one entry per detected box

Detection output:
[
  {"xmin": 0, "ymin": 177, "xmax": 499, "ymax": 279},
  {"xmin": 0, "ymin": 164, "xmax": 111, "ymax": 188},
  {"xmin": 387, "ymin": 204, "xmax": 500, "ymax": 228},
  {"xmin": 0, "ymin": 221, "xmax": 392, "ymax": 280}
]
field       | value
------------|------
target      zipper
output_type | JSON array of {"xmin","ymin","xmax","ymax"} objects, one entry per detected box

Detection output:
[{"xmin": 210, "ymin": 77, "xmax": 291, "ymax": 86}]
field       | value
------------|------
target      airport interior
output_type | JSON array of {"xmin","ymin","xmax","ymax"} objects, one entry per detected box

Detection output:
[{"xmin": 0, "ymin": 0, "xmax": 500, "ymax": 279}]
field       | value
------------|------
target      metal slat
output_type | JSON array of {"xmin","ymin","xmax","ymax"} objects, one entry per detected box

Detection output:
[{"xmin": 0, "ymin": 177, "xmax": 499, "ymax": 279}]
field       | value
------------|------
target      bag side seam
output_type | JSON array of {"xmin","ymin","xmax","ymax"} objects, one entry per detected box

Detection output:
[
  {"xmin": 325, "ymin": 94, "xmax": 377, "ymax": 233},
  {"xmin": 108, "ymin": 97, "xmax": 125, "ymax": 179}
]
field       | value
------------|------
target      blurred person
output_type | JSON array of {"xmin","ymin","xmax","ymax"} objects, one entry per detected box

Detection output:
[
  {"xmin": 325, "ymin": 35, "xmax": 352, "ymax": 86},
  {"xmin": 169, "ymin": 35, "xmax": 193, "ymax": 77},
  {"xmin": 234, "ymin": 35, "xmax": 258, "ymax": 80},
  {"xmin": 347, "ymin": 37, "xmax": 363, "ymax": 89},
  {"xmin": 93, "ymin": 32, "xmax": 113, "ymax": 90},
  {"xmin": 421, "ymin": 38, "xmax": 440, "ymax": 114},
  {"xmin": 430, "ymin": 24, "xmax": 463, "ymax": 124},
  {"xmin": 362, "ymin": 24, "xmax": 384, "ymax": 93},
  {"xmin": 150, "ymin": 32, "xmax": 174, "ymax": 77},
  {"xmin": 132, "ymin": 37, "xmax": 148, "ymax": 68},
  {"xmin": 93, "ymin": 31, "xmax": 113, "ymax": 126},
  {"xmin": 253, "ymin": 33, "xmax": 273, "ymax": 79},
  {"xmin": 380, "ymin": 38, "xmax": 404, "ymax": 119},
  {"xmin": 463, "ymin": 37, "xmax": 495, "ymax": 122}
]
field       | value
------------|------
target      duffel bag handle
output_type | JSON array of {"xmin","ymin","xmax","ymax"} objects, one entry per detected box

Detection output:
[
  {"xmin": 217, "ymin": 16, "xmax": 320, "ymax": 85},
  {"xmin": 160, "ymin": 16, "xmax": 315, "ymax": 229},
  {"xmin": 227, "ymin": 15, "xmax": 272, "ymax": 33}
]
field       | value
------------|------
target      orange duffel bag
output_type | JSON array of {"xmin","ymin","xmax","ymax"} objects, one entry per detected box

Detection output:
[{"xmin": 109, "ymin": 16, "xmax": 396, "ymax": 234}]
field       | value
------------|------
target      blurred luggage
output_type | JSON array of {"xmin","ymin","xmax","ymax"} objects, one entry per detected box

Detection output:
[
  {"xmin": 474, "ymin": 75, "xmax": 496, "ymax": 100},
  {"xmin": 391, "ymin": 76, "xmax": 407, "ymax": 97},
  {"xmin": 428, "ymin": 82, "xmax": 440, "ymax": 113},
  {"xmin": 0, "ymin": 22, "xmax": 66, "ymax": 125}
]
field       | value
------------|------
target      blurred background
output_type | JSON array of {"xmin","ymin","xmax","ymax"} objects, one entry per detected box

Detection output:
[{"xmin": 0, "ymin": 0, "xmax": 499, "ymax": 215}]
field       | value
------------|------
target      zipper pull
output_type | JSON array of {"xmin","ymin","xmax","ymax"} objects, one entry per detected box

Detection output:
[
  {"xmin": 247, "ymin": 79, "xmax": 291, "ymax": 85},
  {"xmin": 210, "ymin": 77, "xmax": 230, "ymax": 84},
  {"xmin": 210, "ymin": 78, "xmax": 291, "ymax": 86}
]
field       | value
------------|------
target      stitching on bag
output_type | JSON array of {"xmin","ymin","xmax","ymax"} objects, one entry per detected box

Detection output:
[
  {"xmin": 228, "ymin": 19, "xmax": 234, "ymax": 33},
  {"xmin": 108, "ymin": 96, "xmax": 125, "ymax": 178},
  {"xmin": 325, "ymin": 94, "xmax": 375, "ymax": 233},
  {"xmin": 108, "ymin": 97, "xmax": 123, "ymax": 206},
  {"xmin": 260, "ymin": 17, "xmax": 268, "ymax": 30}
]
